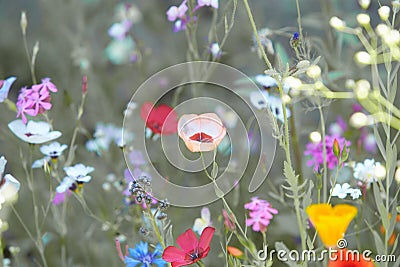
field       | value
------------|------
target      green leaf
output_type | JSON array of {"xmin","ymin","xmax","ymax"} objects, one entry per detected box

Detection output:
[
  {"xmin": 373, "ymin": 183, "xmax": 389, "ymax": 235},
  {"xmin": 275, "ymin": 43, "xmax": 289, "ymax": 67}
]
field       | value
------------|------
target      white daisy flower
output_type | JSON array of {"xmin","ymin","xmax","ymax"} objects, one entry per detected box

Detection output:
[
  {"xmin": 56, "ymin": 177, "xmax": 76, "ymax": 193},
  {"xmin": 64, "ymin": 164, "xmax": 94, "ymax": 183},
  {"xmin": 250, "ymin": 90, "xmax": 270, "ymax": 110},
  {"xmin": 40, "ymin": 142, "xmax": 68, "ymax": 159},
  {"xmin": 255, "ymin": 74, "xmax": 278, "ymax": 89},
  {"xmin": 8, "ymin": 120, "xmax": 61, "ymax": 144}
]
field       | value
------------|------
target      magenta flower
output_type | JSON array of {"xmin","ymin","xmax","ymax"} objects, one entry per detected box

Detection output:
[
  {"xmin": 166, "ymin": 1, "xmax": 188, "ymax": 21},
  {"xmin": 16, "ymin": 79, "xmax": 58, "ymax": 123},
  {"xmin": 166, "ymin": 1, "xmax": 189, "ymax": 32},
  {"xmin": 32, "ymin": 78, "xmax": 58, "ymax": 94},
  {"xmin": 245, "ymin": 197, "xmax": 278, "ymax": 232},
  {"xmin": 304, "ymin": 135, "xmax": 350, "ymax": 170},
  {"xmin": 197, "ymin": 0, "xmax": 218, "ymax": 9}
]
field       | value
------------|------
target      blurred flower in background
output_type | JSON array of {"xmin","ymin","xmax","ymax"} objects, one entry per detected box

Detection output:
[
  {"xmin": 193, "ymin": 207, "xmax": 212, "ymax": 235},
  {"xmin": 0, "ymin": 76, "xmax": 16, "ymax": 103},
  {"xmin": 0, "ymin": 156, "xmax": 20, "ymax": 208}
]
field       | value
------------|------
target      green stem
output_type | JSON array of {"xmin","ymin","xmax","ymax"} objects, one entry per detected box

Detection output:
[
  {"xmin": 318, "ymin": 106, "xmax": 328, "ymax": 203},
  {"xmin": 289, "ymin": 106, "xmax": 303, "ymax": 182},
  {"xmin": 65, "ymin": 93, "xmax": 86, "ymax": 166},
  {"xmin": 242, "ymin": 0, "xmax": 272, "ymax": 70},
  {"xmin": 196, "ymin": 260, "xmax": 206, "ymax": 267},
  {"xmin": 295, "ymin": 0, "xmax": 303, "ymax": 40},
  {"xmin": 146, "ymin": 205, "xmax": 166, "ymax": 249}
]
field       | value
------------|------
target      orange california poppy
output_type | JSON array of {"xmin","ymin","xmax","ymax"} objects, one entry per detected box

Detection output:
[{"xmin": 306, "ymin": 204, "xmax": 358, "ymax": 248}]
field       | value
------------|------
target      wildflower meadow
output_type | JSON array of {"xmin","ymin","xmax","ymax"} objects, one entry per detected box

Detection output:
[{"xmin": 1, "ymin": 0, "xmax": 400, "ymax": 266}]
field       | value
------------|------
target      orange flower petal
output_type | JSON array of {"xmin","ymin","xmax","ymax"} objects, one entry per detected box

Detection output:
[
  {"xmin": 227, "ymin": 246, "xmax": 243, "ymax": 257},
  {"xmin": 306, "ymin": 204, "xmax": 358, "ymax": 248}
]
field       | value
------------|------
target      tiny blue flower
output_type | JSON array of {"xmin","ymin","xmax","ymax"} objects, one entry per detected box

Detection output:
[
  {"xmin": 125, "ymin": 242, "xmax": 166, "ymax": 267},
  {"xmin": 293, "ymin": 32, "xmax": 299, "ymax": 40}
]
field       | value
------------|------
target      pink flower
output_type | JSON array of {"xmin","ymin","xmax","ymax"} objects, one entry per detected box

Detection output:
[
  {"xmin": 197, "ymin": 0, "xmax": 218, "ymax": 9},
  {"xmin": 162, "ymin": 227, "xmax": 215, "ymax": 267},
  {"xmin": 178, "ymin": 113, "xmax": 226, "ymax": 152},
  {"xmin": 52, "ymin": 191, "xmax": 72, "ymax": 205},
  {"xmin": 222, "ymin": 209, "xmax": 235, "ymax": 231},
  {"xmin": 245, "ymin": 197, "xmax": 278, "ymax": 233},
  {"xmin": 32, "ymin": 78, "xmax": 58, "ymax": 94},
  {"xmin": 166, "ymin": 1, "xmax": 189, "ymax": 32},
  {"xmin": 16, "ymin": 79, "xmax": 58, "ymax": 123},
  {"xmin": 166, "ymin": 1, "xmax": 188, "ymax": 21},
  {"xmin": 304, "ymin": 135, "xmax": 350, "ymax": 170}
]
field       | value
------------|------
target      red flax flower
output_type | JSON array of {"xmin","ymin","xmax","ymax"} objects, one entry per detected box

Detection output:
[
  {"xmin": 162, "ymin": 227, "xmax": 215, "ymax": 267},
  {"xmin": 140, "ymin": 102, "xmax": 178, "ymax": 135},
  {"xmin": 328, "ymin": 249, "xmax": 374, "ymax": 267}
]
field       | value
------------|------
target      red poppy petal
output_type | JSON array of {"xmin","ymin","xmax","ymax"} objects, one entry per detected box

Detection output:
[
  {"xmin": 171, "ymin": 261, "xmax": 189, "ymax": 267},
  {"xmin": 162, "ymin": 246, "xmax": 186, "ymax": 262},
  {"xmin": 140, "ymin": 102, "xmax": 154, "ymax": 121},
  {"xmin": 198, "ymin": 227, "xmax": 215, "ymax": 251},
  {"xmin": 176, "ymin": 228, "xmax": 199, "ymax": 252},
  {"xmin": 156, "ymin": 104, "xmax": 175, "ymax": 121}
]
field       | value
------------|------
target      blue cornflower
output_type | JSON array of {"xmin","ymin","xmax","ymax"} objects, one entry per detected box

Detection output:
[
  {"xmin": 125, "ymin": 242, "xmax": 166, "ymax": 267},
  {"xmin": 293, "ymin": 32, "xmax": 299, "ymax": 40}
]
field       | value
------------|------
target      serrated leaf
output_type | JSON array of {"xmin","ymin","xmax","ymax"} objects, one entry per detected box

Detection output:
[
  {"xmin": 274, "ymin": 242, "xmax": 298, "ymax": 267},
  {"xmin": 302, "ymin": 180, "xmax": 314, "ymax": 209}
]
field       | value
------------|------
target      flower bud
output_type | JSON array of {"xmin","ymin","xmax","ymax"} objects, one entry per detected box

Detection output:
[
  {"xmin": 358, "ymin": 0, "xmax": 371, "ymax": 9},
  {"xmin": 20, "ymin": 12, "xmax": 27, "ymax": 35},
  {"xmin": 357, "ymin": 13, "xmax": 371, "ymax": 26},
  {"xmin": 355, "ymin": 51, "xmax": 371, "ymax": 65},
  {"xmin": 82, "ymin": 75, "xmax": 88, "ymax": 95},
  {"xmin": 306, "ymin": 65, "xmax": 322, "ymax": 79},
  {"xmin": 329, "ymin": 16, "xmax": 346, "ymax": 30},
  {"xmin": 333, "ymin": 138, "xmax": 341, "ymax": 158},
  {"xmin": 378, "ymin": 6, "xmax": 391, "ymax": 21}
]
